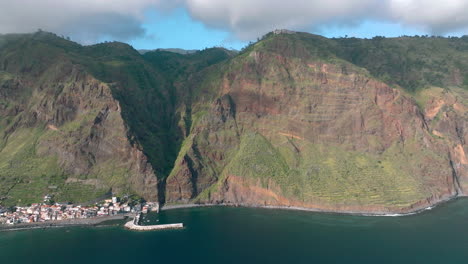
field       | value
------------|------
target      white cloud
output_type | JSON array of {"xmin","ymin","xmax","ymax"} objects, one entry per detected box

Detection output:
[
  {"xmin": 184, "ymin": 0, "xmax": 468, "ymax": 39},
  {"xmin": 387, "ymin": 0, "xmax": 468, "ymax": 34},
  {"xmin": 184, "ymin": 0, "xmax": 382, "ymax": 39},
  {"xmin": 0, "ymin": 0, "xmax": 466, "ymax": 44},
  {"xmin": 0, "ymin": 0, "xmax": 173, "ymax": 42}
]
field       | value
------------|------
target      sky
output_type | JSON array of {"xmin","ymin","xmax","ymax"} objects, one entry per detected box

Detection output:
[{"xmin": 0, "ymin": 0, "xmax": 467, "ymax": 51}]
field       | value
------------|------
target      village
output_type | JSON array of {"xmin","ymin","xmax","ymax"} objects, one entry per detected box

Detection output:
[{"xmin": 0, "ymin": 195, "xmax": 159, "ymax": 225}]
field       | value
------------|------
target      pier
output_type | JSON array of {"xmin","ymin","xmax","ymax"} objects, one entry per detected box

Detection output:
[
  {"xmin": 124, "ymin": 221, "xmax": 183, "ymax": 231},
  {"xmin": 124, "ymin": 213, "xmax": 183, "ymax": 231}
]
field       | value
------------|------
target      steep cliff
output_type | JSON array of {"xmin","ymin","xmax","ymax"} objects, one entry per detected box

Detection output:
[
  {"xmin": 0, "ymin": 32, "xmax": 233, "ymax": 206},
  {"xmin": 166, "ymin": 32, "xmax": 467, "ymax": 214},
  {"xmin": 0, "ymin": 33, "xmax": 160, "ymax": 205},
  {"xmin": 0, "ymin": 31, "xmax": 466, "ymax": 214}
]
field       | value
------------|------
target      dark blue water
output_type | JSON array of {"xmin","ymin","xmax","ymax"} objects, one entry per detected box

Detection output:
[{"xmin": 2, "ymin": 199, "xmax": 468, "ymax": 264}]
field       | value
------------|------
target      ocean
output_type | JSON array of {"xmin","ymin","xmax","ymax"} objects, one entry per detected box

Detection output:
[{"xmin": 2, "ymin": 199, "xmax": 468, "ymax": 263}]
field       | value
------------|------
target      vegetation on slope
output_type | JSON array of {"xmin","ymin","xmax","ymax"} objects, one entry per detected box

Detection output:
[
  {"xmin": 0, "ymin": 32, "xmax": 233, "ymax": 205},
  {"xmin": 171, "ymin": 31, "xmax": 466, "ymax": 209},
  {"xmin": 333, "ymin": 35, "xmax": 468, "ymax": 92},
  {"xmin": 0, "ymin": 30, "xmax": 466, "ymax": 210}
]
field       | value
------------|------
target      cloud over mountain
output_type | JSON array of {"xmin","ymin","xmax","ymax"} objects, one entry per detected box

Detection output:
[
  {"xmin": 185, "ymin": 0, "xmax": 468, "ymax": 39},
  {"xmin": 387, "ymin": 0, "xmax": 468, "ymax": 34},
  {"xmin": 0, "ymin": 0, "xmax": 466, "ymax": 43},
  {"xmin": 184, "ymin": 0, "xmax": 382, "ymax": 39},
  {"xmin": 0, "ymin": 0, "xmax": 174, "ymax": 43}
]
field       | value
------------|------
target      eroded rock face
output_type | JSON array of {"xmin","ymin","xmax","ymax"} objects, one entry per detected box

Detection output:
[
  {"xmin": 166, "ymin": 94, "xmax": 240, "ymax": 202},
  {"xmin": 1, "ymin": 32, "xmax": 466, "ymax": 212},
  {"xmin": 1, "ymin": 64, "xmax": 159, "ymax": 201},
  {"xmin": 207, "ymin": 175, "xmax": 447, "ymax": 214},
  {"xmin": 422, "ymin": 89, "xmax": 468, "ymax": 193},
  {"xmin": 166, "ymin": 43, "xmax": 467, "ymax": 213}
]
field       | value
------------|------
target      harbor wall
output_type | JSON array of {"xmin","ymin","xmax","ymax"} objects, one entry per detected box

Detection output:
[{"xmin": 124, "ymin": 221, "xmax": 183, "ymax": 231}]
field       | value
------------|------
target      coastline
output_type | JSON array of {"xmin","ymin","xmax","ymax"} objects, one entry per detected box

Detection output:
[
  {"xmin": 0, "ymin": 196, "xmax": 461, "ymax": 232},
  {"xmin": 0, "ymin": 215, "xmax": 129, "ymax": 232},
  {"xmin": 161, "ymin": 195, "xmax": 461, "ymax": 217}
]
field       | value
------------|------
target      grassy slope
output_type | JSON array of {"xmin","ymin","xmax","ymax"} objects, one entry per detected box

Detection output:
[{"xmin": 195, "ymin": 132, "xmax": 429, "ymax": 208}]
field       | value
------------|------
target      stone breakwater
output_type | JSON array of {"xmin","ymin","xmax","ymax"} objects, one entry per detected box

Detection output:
[{"xmin": 124, "ymin": 220, "xmax": 183, "ymax": 231}]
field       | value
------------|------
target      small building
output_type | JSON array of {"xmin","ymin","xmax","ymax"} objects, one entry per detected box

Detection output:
[
  {"xmin": 43, "ymin": 194, "xmax": 53, "ymax": 202},
  {"xmin": 273, "ymin": 29, "xmax": 295, "ymax": 35},
  {"xmin": 147, "ymin": 202, "xmax": 160, "ymax": 213}
]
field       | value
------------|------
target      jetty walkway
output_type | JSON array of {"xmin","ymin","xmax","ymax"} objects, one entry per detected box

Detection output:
[
  {"xmin": 124, "ymin": 221, "xmax": 183, "ymax": 231},
  {"xmin": 124, "ymin": 213, "xmax": 183, "ymax": 231}
]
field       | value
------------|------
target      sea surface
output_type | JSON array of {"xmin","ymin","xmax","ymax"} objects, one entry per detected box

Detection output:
[{"xmin": 2, "ymin": 199, "xmax": 468, "ymax": 264}]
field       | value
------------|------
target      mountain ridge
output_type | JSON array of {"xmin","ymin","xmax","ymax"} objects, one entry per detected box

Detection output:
[{"xmin": 0, "ymin": 31, "xmax": 466, "ymax": 214}]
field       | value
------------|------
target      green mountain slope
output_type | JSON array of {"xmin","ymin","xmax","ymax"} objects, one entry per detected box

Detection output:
[
  {"xmin": 166, "ymin": 32, "xmax": 468, "ymax": 213},
  {"xmin": 0, "ymin": 32, "xmax": 231, "ymax": 205},
  {"xmin": 0, "ymin": 31, "xmax": 466, "ymax": 214}
]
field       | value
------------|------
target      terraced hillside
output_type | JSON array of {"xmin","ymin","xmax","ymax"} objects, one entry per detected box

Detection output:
[{"xmin": 166, "ymin": 32, "xmax": 468, "ymax": 214}]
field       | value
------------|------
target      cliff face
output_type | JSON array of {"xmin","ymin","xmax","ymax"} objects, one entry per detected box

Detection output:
[
  {"xmin": 0, "ymin": 31, "xmax": 467, "ymax": 213},
  {"xmin": 0, "ymin": 32, "xmax": 233, "ymax": 206},
  {"xmin": 0, "ymin": 39, "xmax": 159, "ymax": 204},
  {"xmin": 33, "ymin": 68, "xmax": 159, "ymax": 200},
  {"xmin": 166, "ymin": 33, "xmax": 467, "ymax": 213}
]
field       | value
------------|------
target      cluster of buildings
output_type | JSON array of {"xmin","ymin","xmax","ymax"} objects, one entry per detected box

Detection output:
[{"xmin": 0, "ymin": 196, "xmax": 160, "ymax": 225}]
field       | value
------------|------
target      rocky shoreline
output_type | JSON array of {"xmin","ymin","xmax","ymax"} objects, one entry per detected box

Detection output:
[
  {"xmin": 162, "ymin": 195, "xmax": 461, "ymax": 217},
  {"xmin": 0, "ymin": 215, "xmax": 129, "ymax": 232}
]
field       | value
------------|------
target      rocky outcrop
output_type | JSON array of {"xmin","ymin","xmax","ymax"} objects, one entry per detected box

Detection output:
[
  {"xmin": 421, "ymin": 88, "xmax": 468, "ymax": 193},
  {"xmin": 165, "ymin": 94, "xmax": 240, "ymax": 202},
  {"xmin": 35, "ymin": 69, "xmax": 159, "ymax": 200},
  {"xmin": 0, "ymin": 59, "xmax": 159, "ymax": 202}
]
